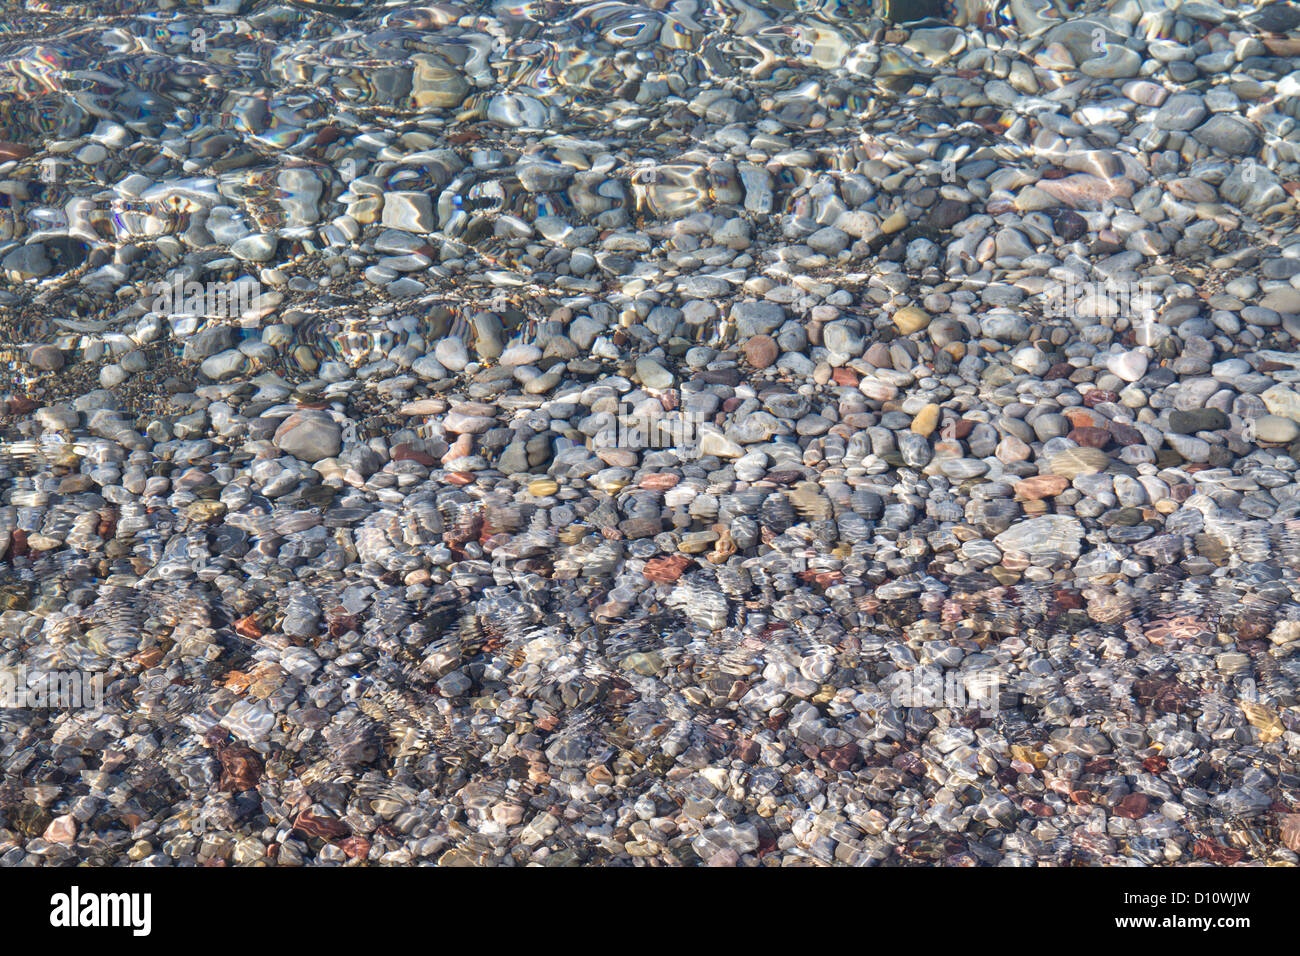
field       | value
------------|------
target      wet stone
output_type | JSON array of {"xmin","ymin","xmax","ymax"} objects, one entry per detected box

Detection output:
[{"xmin": 1048, "ymin": 447, "xmax": 1111, "ymax": 478}]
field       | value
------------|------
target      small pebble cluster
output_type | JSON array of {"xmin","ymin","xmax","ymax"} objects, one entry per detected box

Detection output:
[{"xmin": 3, "ymin": 0, "xmax": 1300, "ymax": 866}]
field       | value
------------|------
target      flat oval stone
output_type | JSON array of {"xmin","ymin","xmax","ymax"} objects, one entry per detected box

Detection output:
[
  {"xmin": 1256, "ymin": 415, "xmax": 1300, "ymax": 443},
  {"xmin": 1049, "ymin": 446, "xmax": 1110, "ymax": 478},
  {"xmin": 1169, "ymin": 408, "xmax": 1228, "ymax": 433}
]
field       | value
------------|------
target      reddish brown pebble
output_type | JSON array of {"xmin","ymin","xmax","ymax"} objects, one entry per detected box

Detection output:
[
  {"xmin": 391, "ymin": 443, "xmax": 437, "ymax": 466},
  {"xmin": 133, "ymin": 647, "xmax": 166, "ymax": 668},
  {"xmin": 644, "ymin": 555, "xmax": 691, "ymax": 583},
  {"xmin": 293, "ymin": 809, "xmax": 352, "ymax": 841},
  {"xmin": 234, "ymin": 615, "xmax": 263, "ymax": 639},
  {"xmin": 890, "ymin": 751, "xmax": 923, "ymax": 777},
  {"xmin": 1051, "ymin": 588, "xmax": 1083, "ymax": 611},
  {"xmin": 1114, "ymin": 793, "xmax": 1149, "ymax": 819},
  {"xmin": 1193, "ymin": 839, "xmax": 1244, "ymax": 864},
  {"xmin": 446, "ymin": 471, "xmax": 474, "ymax": 485},
  {"xmin": 735, "ymin": 739, "xmax": 759, "ymax": 763},
  {"xmin": 941, "ymin": 419, "xmax": 976, "ymax": 440},
  {"xmin": 1064, "ymin": 409, "xmax": 1100, "ymax": 429},
  {"xmin": 831, "ymin": 367, "xmax": 859, "ymax": 387},
  {"xmin": 219, "ymin": 745, "xmax": 264, "ymax": 793},
  {"xmin": 341, "ymin": 836, "xmax": 371, "ymax": 859},
  {"xmin": 1083, "ymin": 389, "xmax": 1118, "ymax": 407},
  {"xmin": 800, "ymin": 569, "xmax": 843, "ymax": 588},
  {"xmin": 443, "ymin": 509, "xmax": 483, "ymax": 548},
  {"xmin": 313, "ymin": 125, "xmax": 343, "ymax": 147},
  {"xmin": 821, "ymin": 743, "xmax": 859, "ymax": 772},
  {"xmin": 1015, "ymin": 475, "xmax": 1070, "ymax": 500},
  {"xmin": 329, "ymin": 613, "xmax": 359, "ymax": 638},
  {"xmin": 0, "ymin": 142, "xmax": 33, "ymax": 161},
  {"xmin": 1023, "ymin": 798, "xmax": 1054, "ymax": 817},
  {"xmin": 1108, "ymin": 422, "xmax": 1144, "ymax": 446},
  {"xmin": 1044, "ymin": 362, "xmax": 1073, "ymax": 380},
  {"xmin": 96, "ymin": 507, "xmax": 118, "ymax": 538},
  {"xmin": 1279, "ymin": 814, "xmax": 1300, "ymax": 854},
  {"xmin": 743, "ymin": 334, "xmax": 779, "ymax": 369},
  {"xmin": 1237, "ymin": 612, "xmax": 1274, "ymax": 641},
  {"xmin": 1068, "ymin": 426, "xmax": 1111, "ymax": 448}
]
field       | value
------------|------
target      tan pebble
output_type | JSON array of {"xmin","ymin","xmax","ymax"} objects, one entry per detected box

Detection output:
[
  {"xmin": 893, "ymin": 306, "xmax": 931, "ymax": 335},
  {"xmin": 911, "ymin": 403, "xmax": 940, "ymax": 437},
  {"xmin": 186, "ymin": 500, "xmax": 227, "ymax": 522},
  {"xmin": 859, "ymin": 379, "xmax": 898, "ymax": 402},
  {"xmin": 399, "ymin": 399, "xmax": 445, "ymax": 415},
  {"xmin": 442, "ymin": 434, "xmax": 473, "ymax": 464},
  {"xmin": 881, "ymin": 210, "xmax": 908, "ymax": 234},
  {"xmin": 528, "ymin": 478, "xmax": 559, "ymax": 496},
  {"xmin": 492, "ymin": 803, "xmax": 524, "ymax": 825},
  {"xmin": 596, "ymin": 448, "xmax": 638, "ymax": 467}
]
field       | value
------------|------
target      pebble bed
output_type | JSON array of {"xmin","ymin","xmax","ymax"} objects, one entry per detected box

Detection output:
[{"xmin": 3, "ymin": 0, "xmax": 1300, "ymax": 866}]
